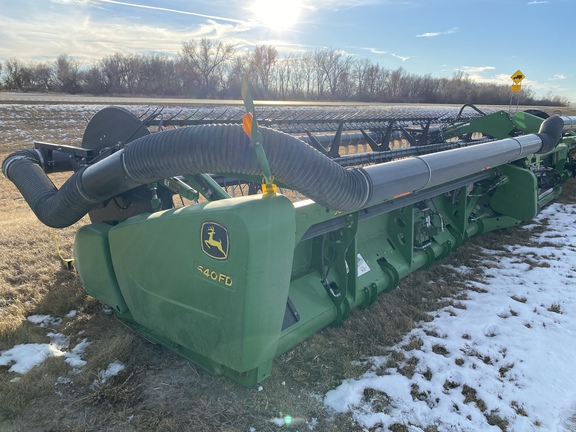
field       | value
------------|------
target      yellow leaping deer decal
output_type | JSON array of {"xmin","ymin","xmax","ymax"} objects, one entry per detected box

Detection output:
[{"xmin": 201, "ymin": 223, "xmax": 229, "ymax": 260}]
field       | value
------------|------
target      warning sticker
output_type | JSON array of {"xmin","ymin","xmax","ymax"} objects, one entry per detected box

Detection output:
[{"xmin": 357, "ymin": 253, "xmax": 370, "ymax": 276}]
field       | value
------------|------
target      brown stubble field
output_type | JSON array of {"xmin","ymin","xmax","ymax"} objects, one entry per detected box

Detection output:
[{"xmin": 0, "ymin": 102, "xmax": 575, "ymax": 432}]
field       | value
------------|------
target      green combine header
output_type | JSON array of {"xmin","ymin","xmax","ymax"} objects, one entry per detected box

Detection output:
[{"xmin": 3, "ymin": 102, "xmax": 576, "ymax": 386}]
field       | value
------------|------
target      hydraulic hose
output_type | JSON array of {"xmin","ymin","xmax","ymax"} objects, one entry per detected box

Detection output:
[{"xmin": 3, "ymin": 125, "xmax": 372, "ymax": 228}]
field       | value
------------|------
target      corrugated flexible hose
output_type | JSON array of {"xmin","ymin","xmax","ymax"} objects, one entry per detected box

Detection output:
[{"xmin": 2, "ymin": 125, "xmax": 373, "ymax": 228}]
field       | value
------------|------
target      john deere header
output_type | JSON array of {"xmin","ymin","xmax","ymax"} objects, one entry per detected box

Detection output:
[{"xmin": 3, "ymin": 100, "xmax": 576, "ymax": 386}]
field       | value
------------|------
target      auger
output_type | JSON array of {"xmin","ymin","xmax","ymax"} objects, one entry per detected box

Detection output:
[{"xmin": 3, "ymin": 102, "xmax": 576, "ymax": 386}]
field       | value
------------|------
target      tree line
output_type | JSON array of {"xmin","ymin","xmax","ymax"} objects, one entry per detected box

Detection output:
[{"xmin": 0, "ymin": 38, "xmax": 568, "ymax": 106}]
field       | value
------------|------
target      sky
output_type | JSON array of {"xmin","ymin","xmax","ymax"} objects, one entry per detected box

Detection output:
[
  {"xmin": 3, "ymin": 200, "xmax": 576, "ymax": 430},
  {"xmin": 0, "ymin": 0, "xmax": 574, "ymax": 102}
]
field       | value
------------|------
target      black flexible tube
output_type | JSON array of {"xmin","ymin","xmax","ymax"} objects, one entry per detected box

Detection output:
[
  {"xmin": 536, "ymin": 115, "xmax": 564, "ymax": 154},
  {"xmin": 3, "ymin": 125, "xmax": 372, "ymax": 228},
  {"xmin": 2, "ymin": 116, "xmax": 565, "ymax": 229}
]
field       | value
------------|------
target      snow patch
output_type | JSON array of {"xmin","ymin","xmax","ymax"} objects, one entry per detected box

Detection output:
[
  {"xmin": 324, "ymin": 203, "xmax": 576, "ymax": 431},
  {"xmin": 97, "ymin": 361, "xmax": 125, "ymax": 384},
  {"xmin": 0, "ymin": 315, "xmax": 91, "ymax": 374}
]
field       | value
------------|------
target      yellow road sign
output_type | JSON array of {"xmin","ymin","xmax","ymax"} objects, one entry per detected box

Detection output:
[
  {"xmin": 511, "ymin": 84, "xmax": 522, "ymax": 93},
  {"xmin": 511, "ymin": 70, "xmax": 525, "ymax": 84}
]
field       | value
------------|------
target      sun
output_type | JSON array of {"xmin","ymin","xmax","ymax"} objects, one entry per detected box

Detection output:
[{"xmin": 251, "ymin": 0, "xmax": 302, "ymax": 31}]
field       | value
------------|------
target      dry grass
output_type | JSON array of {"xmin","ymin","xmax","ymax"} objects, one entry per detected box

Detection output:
[{"xmin": 0, "ymin": 103, "xmax": 574, "ymax": 431}]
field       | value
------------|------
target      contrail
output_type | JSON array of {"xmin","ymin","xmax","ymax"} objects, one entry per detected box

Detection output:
[{"xmin": 96, "ymin": 0, "xmax": 246, "ymax": 24}]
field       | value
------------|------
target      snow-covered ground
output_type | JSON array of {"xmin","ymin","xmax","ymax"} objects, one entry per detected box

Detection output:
[
  {"xmin": 325, "ymin": 202, "xmax": 576, "ymax": 431},
  {"xmin": 0, "ymin": 313, "xmax": 122, "ymax": 384},
  {"xmin": 2, "ymin": 202, "xmax": 576, "ymax": 431}
]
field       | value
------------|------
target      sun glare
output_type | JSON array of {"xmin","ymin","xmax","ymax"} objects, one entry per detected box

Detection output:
[{"xmin": 251, "ymin": 0, "xmax": 302, "ymax": 31}]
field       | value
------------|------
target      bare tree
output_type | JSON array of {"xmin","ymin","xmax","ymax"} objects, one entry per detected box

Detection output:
[
  {"xmin": 135, "ymin": 53, "xmax": 179, "ymax": 96},
  {"xmin": 120, "ymin": 54, "xmax": 142, "ymax": 94},
  {"xmin": 409, "ymin": 74, "xmax": 440, "ymax": 103},
  {"xmin": 312, "ymin": 51, "xmax": 327, "ymax": 99},
  {"xmin": 179, "ymin": 38, "xmax": 235, "ymax": 98},
  {"xmin": 291, "ymin": 53, "xmax": 316, "ymax": 99},
  {"xmin": 31, "ymin": 63, "xmax": 54, "ymax": 92},
  {"xmin": 386, "ymin": 67, "xmax": 407, "ymax": 101},
  {"xmin": 273, "ymin": 54, "xmax": 294, "ymax": 99},
  {"xmin": 1, "ymin": 45, "xmax": 567, "ymax": 105},
  {"xmin": 354, "ymin": 59, "xmax": 388, "ymax": 101},
  {"xmin": 100, "ymin": 53, "xmax": 126, "ymax": 93},
  {"xmin": 3, "ymin": 57, "xmax": 31, "ymax": 91},
  {"xmin": 251, "ymin": 45, "xmax": 278, "ymax": 94},
  {"xmin": 354, "ymin": 58, "xmax": 371, "ymax": 100},
  {"xmin": 438, "ymin": 71, "xmax": 475, "ymax": 104},
  {"xmin": 225, "ymin": 52, "xmax": 252, "ymax": 99},
  {"xmin": 313, "ymin": 48, "xmax": 353, "ymax": 100},
  {"xmin": 82, "ymin": 65, "xmax": 108, "ymax": 95},
  {"xmin": 54, "ymin": 54, "xmax": 82, "ymax": 94}
]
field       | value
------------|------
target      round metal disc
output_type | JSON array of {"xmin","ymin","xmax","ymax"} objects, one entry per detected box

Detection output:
[
  {"xmin": 82, "ymin": 106, "xmax": 160, "ymax": 223},
  {"xmin": 82, "ymin": 106, "xmax": 150, "ymax": 153}
]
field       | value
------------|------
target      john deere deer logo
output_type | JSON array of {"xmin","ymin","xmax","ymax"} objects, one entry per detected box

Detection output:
[{"xmin": 201, "ymin": 222, "xmax": 229, "ymax": 260}]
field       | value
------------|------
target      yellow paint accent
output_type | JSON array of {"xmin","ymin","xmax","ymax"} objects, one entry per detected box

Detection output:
[
  {"xmin": 261, "ymin": 183, "xmax": 278, "ymax": 194},
  {"xmin": 197, "ymin": 265, "xmax": 234, "ymax": 287},
  {"xmin": 201, "ymin": 222, "xmax": 229, "ymax": 260}
]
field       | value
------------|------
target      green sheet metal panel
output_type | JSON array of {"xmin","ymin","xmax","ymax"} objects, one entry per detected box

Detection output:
[
  {"xmin": 106, "ymin": 194, "xmax": 296, "ymax": 382},
  {"xmin": 490, "ymin": 164, "xmax": 538, "ymax": 221},
  {"xmin": 74, "ymin": 223, "xmax": 128, "ymax": 314}
]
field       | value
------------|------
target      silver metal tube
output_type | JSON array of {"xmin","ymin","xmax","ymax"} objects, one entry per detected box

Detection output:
[
  {"xmin": 559, "ymin": 116, "xmax": 576, "ymax": 131},
  {"xmin": 364, "ymin": 131, "xmax": 544, "ymax": 204}
]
